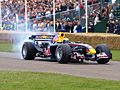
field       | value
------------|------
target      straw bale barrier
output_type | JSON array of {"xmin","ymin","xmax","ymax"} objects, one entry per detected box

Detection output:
[{"xmin": 66, "ymin": 33, "xmax": 120, "ymax": 50}]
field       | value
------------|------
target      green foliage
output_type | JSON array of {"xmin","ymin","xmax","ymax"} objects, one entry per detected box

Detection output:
[{"xmin": 0, "ymin": 71, "xmax": 120, "ymax": 90}]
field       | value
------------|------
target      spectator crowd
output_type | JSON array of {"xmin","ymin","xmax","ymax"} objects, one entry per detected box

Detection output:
[{"xmin": 0, "ymin": 0, "xmax": 120, "ymax": 34}]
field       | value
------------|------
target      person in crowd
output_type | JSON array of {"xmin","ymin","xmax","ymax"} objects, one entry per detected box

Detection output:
[
  {"xmin": 60, "ymin": 2, "xmax": 67, "ymax": 11},
  {"xmin": 73, "ymin": 20, "xmax": 78, "ymax": 33},
  {"xmin": 56, "ymin": 20, "xmax": 62, "ymax": 32},
  {"xmin": 64, "ymin": 21, "xmax": 70, "ymax": 32},
  {"xmin": 49, "ymin": 21, "xmax": 54, "ymax": 32},
  {"xmin": 75, "ymin": 21, "xmax": 82, "ymax": 33},
  {"xmin": 94, "ymin": 14, "xmax": 101, "ymax": 25},
  {"xmin": 109, "ymin": 10, "xmax": 115, "ymax": 20},
  {"xmin": 114, "ymin": 19, "xmax": 120, "ymax": 34},
  {"xmin": 69, "ymin": 20, "xmax": 74, "ymax": 33},
  {"xmin": 88, "ymin": 21, "xmax": 94, "ymax": 32},
  {"xmin": 106, "ymin": 19, "xmax": 115, "ymax": 33}
]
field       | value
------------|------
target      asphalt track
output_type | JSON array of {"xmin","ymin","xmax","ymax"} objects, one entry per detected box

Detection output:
[{"xmin": 0, "ymin": 52, "xmax": 120, "ymax": 81}]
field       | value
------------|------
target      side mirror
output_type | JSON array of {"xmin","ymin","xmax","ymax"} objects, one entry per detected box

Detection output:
[
  {"xmin": 29, "ymin": 37, "xmax": 32, "ymax": 39},
  {"xmin": 29, "ymin": 35, "xmax": 36, "ymax": 40}
]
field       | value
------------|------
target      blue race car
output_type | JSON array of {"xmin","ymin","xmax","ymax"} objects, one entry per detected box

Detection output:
[{"xmin": 22, "ymin": 34, "xmax": 112, "ymax": 64}]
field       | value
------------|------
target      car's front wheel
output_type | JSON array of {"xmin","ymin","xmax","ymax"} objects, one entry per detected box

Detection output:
[{"xmin": 96, "ymin": 44, "xmax": 112, "ymax": 64}]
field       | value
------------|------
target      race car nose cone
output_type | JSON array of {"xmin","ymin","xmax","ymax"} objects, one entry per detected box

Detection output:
[{"xmin": 89, "ymin": 48, "xmax": 96, "ymax": 54}]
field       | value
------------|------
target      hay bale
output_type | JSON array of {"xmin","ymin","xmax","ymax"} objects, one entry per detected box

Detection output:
[{"xmin": 66, "ymin": 33, "xmax": 120, "ymax": 50}]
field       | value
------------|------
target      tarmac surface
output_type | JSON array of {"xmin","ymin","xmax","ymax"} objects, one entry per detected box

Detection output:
[{"xmin": 0, "ymin": 52, "xmax": 120, "ymax": 81}]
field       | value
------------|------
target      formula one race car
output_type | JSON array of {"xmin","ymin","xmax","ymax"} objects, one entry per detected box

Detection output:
[{"xmin": 22, "ymin": 34, "xmax": 112, "ymax": 64}]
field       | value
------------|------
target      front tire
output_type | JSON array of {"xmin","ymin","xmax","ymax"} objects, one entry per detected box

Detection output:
[
  {"xmin": 56, "ymin": 44, "xmax": 71, "ymax": 64},
  {"xmin": 22, "ymin": 42, "xmax": 37, "ymax": 60},
  {"xmin": 96, "ymin": 44, "xmax": 112, "ymax": 64}
]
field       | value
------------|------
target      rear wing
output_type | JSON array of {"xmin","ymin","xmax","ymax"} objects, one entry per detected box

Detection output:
[{"xmin": 29, "ymin": 35, "xmax": 55, "ymax": 41}]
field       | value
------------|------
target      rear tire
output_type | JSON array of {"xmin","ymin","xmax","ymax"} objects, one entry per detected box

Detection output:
[
  {"xmin": 56, "ymin": 44, "xmax": 71, "ymax": 64},
  {"xmin": 96, "ymin": 44, "xmax": 112, "ymax": 64},
  {"xmin": 22, "ymin": 42, "xmax": 37, "ymax": 60}
]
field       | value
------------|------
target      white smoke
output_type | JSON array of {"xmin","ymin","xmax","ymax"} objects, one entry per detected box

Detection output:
[{"xmin": 11, "ymin": 31, "xmax": 55, "ymax": 59}]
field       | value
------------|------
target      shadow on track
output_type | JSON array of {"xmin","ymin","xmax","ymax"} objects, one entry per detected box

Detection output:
[{"xmin": 33, "ymin": 58, "xmax": 111, "ymax": 65}]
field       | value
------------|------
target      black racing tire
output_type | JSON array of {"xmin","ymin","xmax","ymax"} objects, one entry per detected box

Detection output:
[
  {"xmin": 96, "ymin": 44, "xmax": 112, "ymax": 64},
  {"xmin": 55, "ymin": 44, "xmax": 71, "ymax": 64},
  {"xmin": 22, "ymin": 42, "xmax": 37, "ymax": 60}
]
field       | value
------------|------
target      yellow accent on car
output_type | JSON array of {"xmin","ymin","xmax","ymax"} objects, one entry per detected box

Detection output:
[
  {"xmin": 57, "ymin": 37, "xmax": 65, "ymax": 42},
  {"xmin": 89, "ymin": 48, "xmax": 96, "ymax": 54}
]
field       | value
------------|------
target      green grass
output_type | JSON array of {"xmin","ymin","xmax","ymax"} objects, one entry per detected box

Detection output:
[
  {"xmin": 0, "ymin": 43, "xmax": 13, "ymax": 52},
  {"xmin": 112, "ymin": 50, "xmax": 120, "ymax": 61},
  {"xmin": 0, "ymin": 43, "xmax": 120, "ymax": 61},
  {"xmin": 0, "ymin": 71, "xmax": 120, "ymax": 90}
]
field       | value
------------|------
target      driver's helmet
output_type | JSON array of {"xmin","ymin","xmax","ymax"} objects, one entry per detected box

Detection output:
[
  {"xmin": 58, "ymin": 32, "xmax": 65, "ymax": 38},
  {"xmin": 63, "ymin": 38, "xmax": 70, "ymax": 43}
]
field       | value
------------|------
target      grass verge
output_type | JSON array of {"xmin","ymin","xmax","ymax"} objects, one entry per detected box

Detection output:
[
  {"xmin": 0, "ymin": 71, "xmax": 120, "ymax": 90},
  {"xmin": 0, "ymin": 43, "xmax": 13, "ymax": 52},
  {"xmin": 0, "ymin": 43, "xmax": 120, "ymax": 61},
  {"xmin": 112, "ymin": 50, "xmax": 120, "ymax": 61}
]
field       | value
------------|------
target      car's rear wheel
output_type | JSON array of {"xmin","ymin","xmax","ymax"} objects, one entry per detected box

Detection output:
[
  {"xmin": 56, "ymin": 44, "xmax": 71, "ymax": 64},
  {"xmin": 22, "ymin": 42, "xmax": 37, "ymax": 60},
  {"xmin": 96, "ymin": 44, "xmax": 112, "ymax": 64}
]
